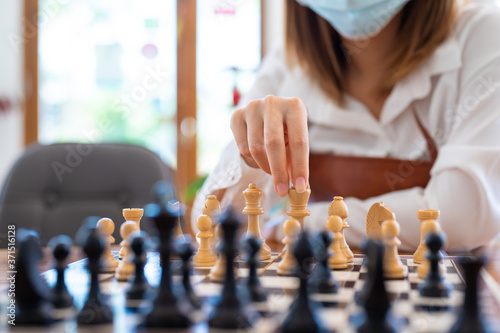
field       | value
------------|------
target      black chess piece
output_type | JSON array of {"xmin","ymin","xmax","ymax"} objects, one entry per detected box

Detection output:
[
  {"xmin": 420, "ymin": 233, "xmax": 453, "ymax": 298},
  {"xmin": 282, "ymin": 230, "xmax": 325, "ymax": 333},
  {"xmin": 449, "ymin": 256, "xmax": 489, "ymax": 333},
  {"xmin": 144, "ymin": 181, "xmax": 192, "ymax": 328},
  {"xmin": 357, "ymin": 239, "xmax": 394, "ymax": 333},
  {"xmin": 244, "ymin": 236, "xmax": 268, "ymax": 302},
  {"xmin": 77, "ymin": 224, "xmax": 114, "ymax": 325},
  {"xmin": 48, "ymin": 235, "xmax": 74, "ymax": 309},
  {"xmin": 176, "ymin": 236, "xmax": 202, "ymax": 309},
  {"xmin": 126, "ymin": 231, "xmax": 151, "ymax": 306},
  {"xmin": 309, "ymin": 230, "xmax": 338, "ymax": 294},
  {"xmin": 14, "ymin": 229, "xmax": 55, "ymax": 325},
  {"xmin": 208, "ymin": 208, "xmax": 255, "ymax": 329}
]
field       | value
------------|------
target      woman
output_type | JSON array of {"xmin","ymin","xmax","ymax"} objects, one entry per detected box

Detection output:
[{"xmin": 192, "ymin": 0, "xmax": 500, "ymax": 251}]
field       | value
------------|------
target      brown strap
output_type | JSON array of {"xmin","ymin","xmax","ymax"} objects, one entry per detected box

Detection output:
[{"xmin": 412, "ymin": 106, "xmax": 438, "ymax": 162}]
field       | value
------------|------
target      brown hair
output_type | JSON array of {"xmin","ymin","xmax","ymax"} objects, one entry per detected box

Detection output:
[{"xmin": 285, "ymin": 0, "xmax": 457, "ymax": 104}]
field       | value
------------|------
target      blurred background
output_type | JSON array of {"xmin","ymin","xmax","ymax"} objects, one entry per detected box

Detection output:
[
  {"xmin": 0, "ymin": 0, "xmax": 283, "ymax": 201},
  {"xmin": 0, "ymin": 0, "xmax": 497, "ymax": 201}
]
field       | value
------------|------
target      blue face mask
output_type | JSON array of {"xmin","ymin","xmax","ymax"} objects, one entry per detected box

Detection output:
[{"xmin": 296, "ymin": 0, "xmax": 410, "ymax": 40}]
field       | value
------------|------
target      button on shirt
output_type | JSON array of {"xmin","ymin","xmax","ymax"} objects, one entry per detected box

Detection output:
[{"xmin": 192, "ymin": 4, "xmax": 500, "ymax": 251}]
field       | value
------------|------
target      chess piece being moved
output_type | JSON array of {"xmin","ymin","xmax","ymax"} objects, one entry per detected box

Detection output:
[
  {"xmin": 449, "ymin": 256, "xmax": 488, "ymax": 333},
  {"xmin": 144, "ymin": 181, "xmax": 192, "ymax": 328},
  {"xmin": 193, "ymin": 214, "xmax": 217, "ymax": 267},
  {"xmin": 366, "ymin": 202, "xmax": 396, "ymax": 240},
  {"xmin": 120, "ymin": 209, "xmax": 143, "ymax": 258},
  {"xmin": 77, "ymin": 225, "xmax": 113, "ymax": 325},
  {"xmin": 116, "ymin": 221, "xmax": 139, "ymax": 281},
  {"xmin": 327, "ymin": 215, "xmax": 348, "ymax": 269},
  {"xmin": 413, "ymin": 209, "xmax": 440, "ymax": 264},
  {"xmin": 126, "ymin": 231, "xmax": 151, "ymax": 307},
  {"xmin": 48, "ymin": 235, "xmax": 75, "ymax": 313},
  {"xmin": 381, "ymin": 219, "xmax": 408, "ymax": 279},
  {"xmin": 309, "ymin": 230, "xmax": 338, "ymax": 294},
  {"xmin": 203, "ymin": 195, "xmax": 222, "ymax": 248},
  {"xmin": 419, "ymin": 233, "xmax": 453, "ymax": 298},
  {"xmin": 97, "ymin": 217, "xmax": 119, "ymax": 272},
  {"xmin": 244, "ymin": 236, "xmax": 268, "ymax": 302},
  {"xmin": 287, "ymin": 187, "xmax": 311, "ymax": 228},
  {"xmin": 242, "ymin": 183, "xmax": 271, "ymax": 260},
  {"xmin": 208, "ymin": 208, "xmax": 255, "ymax": 329},
  {"xmin": 278, "ymin": 218, "xmax": 301, "ymax": 276},
  {"xmin": 15, "ymin": 229, "xmax": 54, "ymax": 325},
  {"xmin": 329, "ymin": 196, "xmax": 354, "ymax": 263},
  {"xmin": 281, "ymin": 230, "xmax": 325, "ymax": 333}
]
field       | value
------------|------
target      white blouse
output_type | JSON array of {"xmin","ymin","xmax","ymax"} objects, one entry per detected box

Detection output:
[{"xmin": 192, "ymin": 3, "xmax": 500, "ymax": 251}]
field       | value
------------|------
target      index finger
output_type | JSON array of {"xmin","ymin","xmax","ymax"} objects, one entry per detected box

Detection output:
[{"xmin": 284, "ymin": 98, "xmax": 309, "ymax": 193}]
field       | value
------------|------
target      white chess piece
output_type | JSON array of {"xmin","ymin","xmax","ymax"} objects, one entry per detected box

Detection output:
[
  {"xmin": 193, "ymin": 215, "xmax": 217, "ymax": 267},
  {"xmin": 243, "ymin": 183, "xmax": 271, "ymax": 260},
  {"xmin": 327, "ymin": 215, "xmax": 348, "ymax": 269},
  {"xmin": 381, "ymin": 219, "xmax": 408, "ymax": 279},
  {"xmin": 115, "ymin": 221, "xmax": 138, "ymax": 281},
  {"xmin": 96, "ymin": 217, "xmax": 118, "ymax": 272},
  {"xmin": 329, "ymin": 196, "xmax": 354, "ymax": 263},
  {"xmin": 413, "ymin": 210, "xmax": 440, "ymax": 264},
  {"xmin": 208, "ymin": 224, "xmax": 238, "ymax": 281},
  {"xmin": 277, "ymin": 218, "xmax": 301, "ymax": 276}
]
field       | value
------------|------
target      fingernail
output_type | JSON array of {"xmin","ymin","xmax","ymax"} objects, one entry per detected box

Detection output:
[
  {"xmin": 276, "ymin": 183, "xmax": 288, "ymax": 197},
  {"xmin": 295, "ymin": 177, "xmax": 306, "ymax": 193}
]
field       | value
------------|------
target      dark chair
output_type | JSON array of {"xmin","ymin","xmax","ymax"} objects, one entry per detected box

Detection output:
[{"xmin": 0, "ymin": 143, "xmax": 175, "ymax": 247}]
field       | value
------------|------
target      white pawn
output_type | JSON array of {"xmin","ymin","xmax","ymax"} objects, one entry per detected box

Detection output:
[
  {"xmin": 277, "ymin": 218, "xmax": 301, "ymax": 276},
  {"xmin": 193, "ymin": 215, "xmax": 217, "ymax": 267},
  {"xmin": 115, "ymin": 221, "xmax": 138, "ymax": 281},
  {"xmin": 327, "ymin": 215, "xmax": 348, "ymax": 269},
  {"xmin": 96, "ymin": 218, "xmax": 118, "ymax": 272},
  {"xmin": 381, "ymin": 219, "xmax": 408, "ymax": 279},
  {"xmin": 209, "ymin": 224, "xmax": 238, "ymax": 281}
]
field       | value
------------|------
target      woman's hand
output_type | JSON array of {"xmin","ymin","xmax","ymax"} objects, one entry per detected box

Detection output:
[{"xmin": 230, "ymin": 95, "xmax": 309, "ymax": 197}]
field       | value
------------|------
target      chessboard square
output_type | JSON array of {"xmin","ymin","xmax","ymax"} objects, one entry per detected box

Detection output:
[
  {"xmin": 446, "ymin": 273, "xmax": 463, "ymax": 285},
  {"xmin": 194, "ymin": 282, "xmax": 222, "ymax": 297},
  {"xmin": 385, "ymin": 280, "xmax": 410, "ymax": 293},
  {"xmin": 260, "ymin": 276, "xmax": 298, "ymax": 289},
  {"xmin": 318, "ymin": 308, "xmax": 351, "ymax": 331},
  {"xmin": 332, "ymin": 270, "xmax": 360, "ymax": 282},
  {"xmin": 442, "ymin": 259, "xmax": 453, "ymax": 267},
  {"xmin": 408, "ymin": 311, "xmax": 456, "ymax": 333}
]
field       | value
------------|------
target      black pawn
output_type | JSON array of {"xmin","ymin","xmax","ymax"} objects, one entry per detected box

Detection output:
[
  {"xmin": 14, "ymin": 229, "xmax": 54, "ymax": 325},
  {"xmin": 48, "ymin": 235, "xmax": 74, "ymax": 309},
  {"xmin": 449, "ymin": 257, "xmax": 488, "ymax": 333},
  {"xmin": 144, "ymin": 181, "xmax": 191, "ymax": 328},
  {"xmin": 176, "ymin": 237, "xmax": 202, "ymax": 309},
  {"xmin": 309, "ymin": 230, "xmax": 338, "ymax": 294},
  {"xmin": 245, "ymin": 236, "xmax": 268, "ymax": 302},
  {"xmin": 420, "ymin": 233, "xmax": 453, "ymax": 298},
  {"xmin": 357, "ymin": 239, "xmax": 393, "ymax": 333},
  {"xmin": 208, "ymin": 208, "xmax": 254, "ymax": 329},
  {"xmin": 126, "ymin": 232, "xmax": 151, "ymax": 304},
  {"xmin": 77, "ymin": 225, "xmax": 113, "ymax": 325},
  {"xmin": 282, "ymin": 230, "xmax": 325, "ymax": 333}
]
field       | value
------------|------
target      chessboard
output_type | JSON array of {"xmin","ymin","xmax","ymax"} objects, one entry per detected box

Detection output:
[{"xmin": 3, "ymin": 250, "xmax": 500, "ymax": 333}]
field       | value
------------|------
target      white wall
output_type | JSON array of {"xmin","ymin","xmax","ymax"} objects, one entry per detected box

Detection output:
[{"xmin": 0, "ymin": 1, "xmax": 24, "ymax": 187}]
